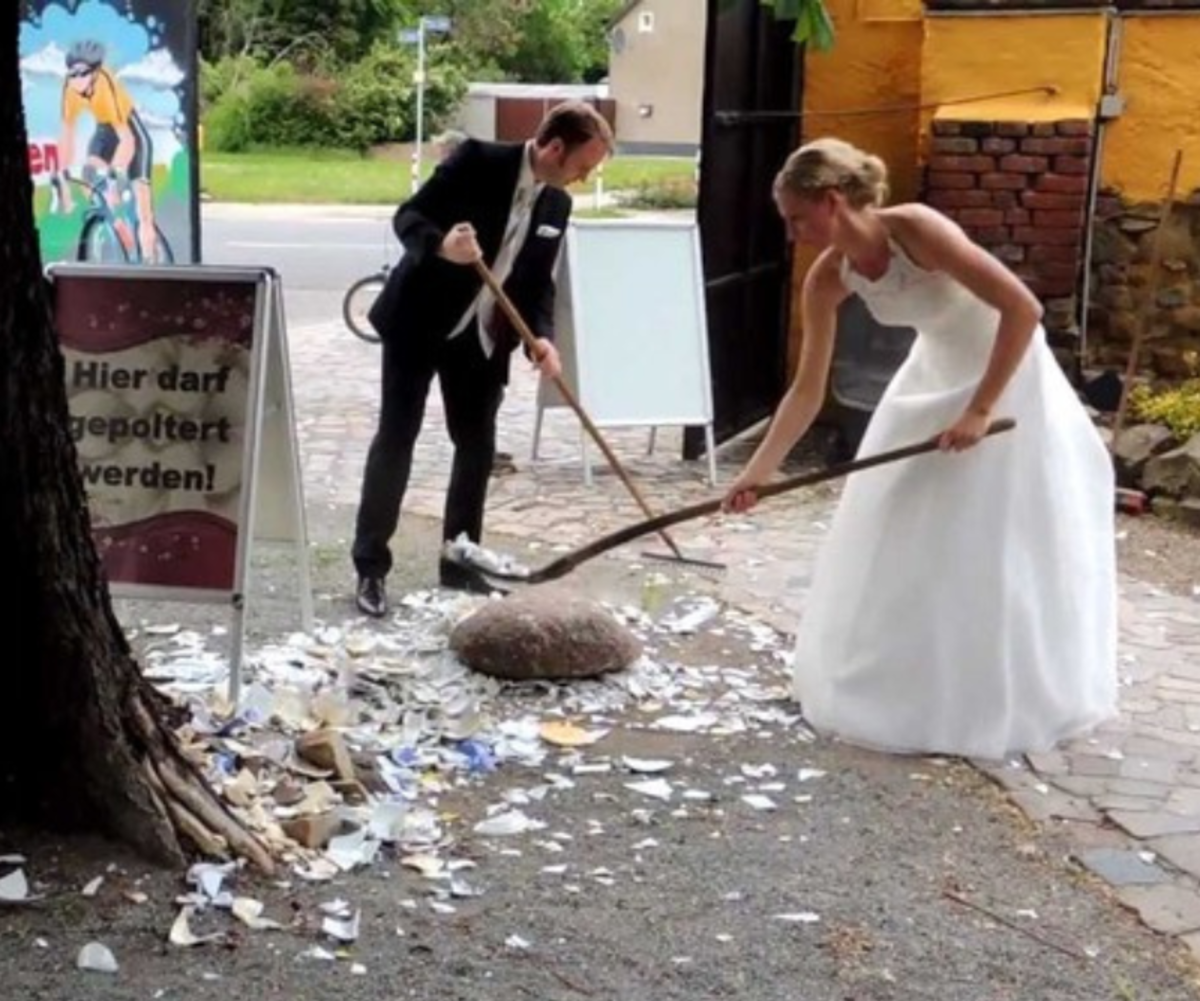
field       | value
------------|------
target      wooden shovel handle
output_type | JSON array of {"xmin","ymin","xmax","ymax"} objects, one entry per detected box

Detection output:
[
  {"xmin": 489, "ymin": 418, "xmax": 1018, "ymax": 584},
  {"xmin": 472, "ymin": 258, "xmax": 685, "ymax": 559}
]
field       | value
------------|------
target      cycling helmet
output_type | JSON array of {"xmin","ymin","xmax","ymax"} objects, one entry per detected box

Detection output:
[{"xmin": 66, "ymin": 39, "xmax": 105, "ymax": 71}]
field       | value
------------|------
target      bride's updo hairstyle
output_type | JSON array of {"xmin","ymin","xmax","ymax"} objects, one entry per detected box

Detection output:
[{"xmin": 775, "ymin": 138, "xmax": 890, "ymax": 209}]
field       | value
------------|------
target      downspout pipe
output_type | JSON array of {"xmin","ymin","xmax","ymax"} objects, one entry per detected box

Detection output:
[{"xmin": 1078, "ymin": 8, "xmax": 1122, "ymax": 377}]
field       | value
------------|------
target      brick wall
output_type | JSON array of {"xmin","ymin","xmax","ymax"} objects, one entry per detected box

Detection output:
[{"xmin": 923, "ymin": 119, "xmax": 1096, "ymax": 342}]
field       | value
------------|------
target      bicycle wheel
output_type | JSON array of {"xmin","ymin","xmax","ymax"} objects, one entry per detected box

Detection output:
[
  {"xmin": 149, "ymin": 224, "xmax": 175, "ymax": 264},
  {"xmin": 78, "ymin": 214, "xmax": 130, "ymax": 264},
  {"xmin": 342, "ymin": 273, "xmax": 385, "ymax": 344}
]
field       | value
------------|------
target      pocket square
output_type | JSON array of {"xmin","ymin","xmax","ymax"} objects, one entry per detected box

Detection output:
[{"xmin": 536, "ymin": 224, "xmax": 562, "ymax": 238}]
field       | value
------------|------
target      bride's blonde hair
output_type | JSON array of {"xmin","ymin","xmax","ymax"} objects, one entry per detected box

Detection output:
[{"xmin": 775, "ymin": 138, "xmax": 890, "ymax": 208}]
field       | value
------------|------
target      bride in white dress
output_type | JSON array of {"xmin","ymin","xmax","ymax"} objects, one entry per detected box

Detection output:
[{"xmin": 724, "ymin": 138, "xmax": 1117, "ymax": 759}]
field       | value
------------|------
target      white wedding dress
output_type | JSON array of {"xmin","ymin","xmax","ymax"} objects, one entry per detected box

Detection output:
[{"xmin": 792, "ymin": 238, "xmax": 1118, "ymax": 759}]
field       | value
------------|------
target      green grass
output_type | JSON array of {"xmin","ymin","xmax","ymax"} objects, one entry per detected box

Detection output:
[
  {"xmin": 573, "ymin": 207, "xmax": 632, "ymax": 219},
  {"xmin": 202, "ymin": 148, "xmax": 412, "ymax": 205},
  {"xmin": 200, "ymin": 147, "xmax": 695, "ymax": 205},
  {"xmin": 588, "ymin": 155, "xmax": 696, "ymax": 192}
]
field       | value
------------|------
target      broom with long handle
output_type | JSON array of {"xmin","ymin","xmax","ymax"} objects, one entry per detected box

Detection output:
[{"xmin": 473, "ymin": 257, "xmax": 693, "ymax": 562}]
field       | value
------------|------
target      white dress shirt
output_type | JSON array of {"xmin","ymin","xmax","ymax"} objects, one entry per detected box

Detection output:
[{"xmin": 448, "ymin": 142, "xmax": 544, "ymax": 357}]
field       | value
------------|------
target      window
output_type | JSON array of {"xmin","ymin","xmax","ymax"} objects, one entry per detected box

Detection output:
[{"xmin": 638, "ymin": 11, "xmax": 655, "ymax": 33}]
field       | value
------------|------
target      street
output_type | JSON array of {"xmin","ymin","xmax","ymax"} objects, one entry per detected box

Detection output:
[{"xmin": 201, "ymin": 202, "xmax": 400, "ymax": 329}]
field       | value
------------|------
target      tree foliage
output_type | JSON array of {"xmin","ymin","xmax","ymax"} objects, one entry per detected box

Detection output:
[
  {"xmin": 198, "ymin": 0, "xmax": 421, "ymax": 65},
  {"xmin": 435, "ymin": 0, "xmax": 623, "ymax": 83},
  {"xmin": 197, "ymin": 0, "xmax": 626, "ymax": 150},
  {"xmin": 718, "ymin": 0, "xmax": 835, "ymax": 50},
  {"xmin": 198, "ymin": 0, "xmax": 625, "ymax": 83}
]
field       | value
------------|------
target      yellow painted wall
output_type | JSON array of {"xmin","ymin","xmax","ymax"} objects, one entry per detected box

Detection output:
[
  {"xmin": 780, "ymin": 6, "xmax": 1200, "ymax": 386},
  {"xmin": 802, "ymin": 0, "xmax": 925, "ymax": 201},
  {"xmin": 788, "ymin": 9, "xmax": 1108, "ymax": 373},
  {"xmin": 788, "ymin": 0, "xmax": 924, "ymax": 372},
  {"xmin": 920, "ymin": 14, "xmax": 1105, "ymax": 130},
  {"xmin": 1102, "ymin": 15, "xmax": 1200, "ymax": 202}
]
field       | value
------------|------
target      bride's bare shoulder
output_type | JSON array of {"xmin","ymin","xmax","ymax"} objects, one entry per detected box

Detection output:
[
  {"xmin": 804, "ymin": 247, "xmax": 850, "ymax": 300},
  {"xmin": 879, "ymin": 203, "xmax": 958, "ymax": 237},
  {"xmin": 878, "ymin": 204, "xmax": 972, "ymax": 270}
]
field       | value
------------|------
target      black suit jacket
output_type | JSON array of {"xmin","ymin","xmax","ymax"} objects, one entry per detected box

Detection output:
[{"xmin": 367, "ymin": 139, "xmax": 572, "ymax": 356}]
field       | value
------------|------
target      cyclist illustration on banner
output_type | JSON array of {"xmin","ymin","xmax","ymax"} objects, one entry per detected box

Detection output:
[
  {"xmin": 53, "ymin": 39, "xmax": 172, "ymax": 264},
  {"xmin": 20, "ymin": 0, "xmax": 199, "ymax": 266}
]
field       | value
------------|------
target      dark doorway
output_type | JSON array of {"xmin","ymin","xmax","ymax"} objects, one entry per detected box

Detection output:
[{"xmin": 685, "ymin": 0, "xmax": 803, "ymax": 460}]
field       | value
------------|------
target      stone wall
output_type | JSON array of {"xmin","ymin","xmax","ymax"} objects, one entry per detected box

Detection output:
[
  {"xmin": 1087, "ymin": 193, "xmax": 1200, "ymax": 378},
  {"xmin": 923, "ymin": 118, "xmax": 1094, "ymax": 344}
]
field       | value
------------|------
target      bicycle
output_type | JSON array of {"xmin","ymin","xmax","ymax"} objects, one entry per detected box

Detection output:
[
  {"xmin": 342, "ymin": 261, "xmax": 389, "ymax": 344},
  {"xmin": 51, "ymin": 172, "xmax": 175, "ymax": 265}
]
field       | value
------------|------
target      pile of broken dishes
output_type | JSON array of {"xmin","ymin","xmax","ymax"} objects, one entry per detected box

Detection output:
[
  {"xmin": 138, "ymin": 591, "xmax": 802, "ymax": 872},
  {"xmin": 9, "ymin": 588, "xmax": 814, "ymax": 969}
]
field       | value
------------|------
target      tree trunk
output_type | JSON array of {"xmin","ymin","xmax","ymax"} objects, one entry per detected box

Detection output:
[{"xmin": 0, "ymin": 7, "xmax": 271, "ymax": 874}]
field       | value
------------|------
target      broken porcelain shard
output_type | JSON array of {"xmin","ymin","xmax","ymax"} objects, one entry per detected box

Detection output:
[
  {"xmin": 77, "ymin": 942, "xmax": 119, "ymax": 973},
  {"xmin": 444, "ymin": 533, "xmax": 531, "ymax": 578}
]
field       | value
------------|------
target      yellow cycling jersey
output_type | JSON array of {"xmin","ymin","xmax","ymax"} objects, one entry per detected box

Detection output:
[{"xmin": 62, "ymin": 68, "xmax": 136, "ymax": 128}]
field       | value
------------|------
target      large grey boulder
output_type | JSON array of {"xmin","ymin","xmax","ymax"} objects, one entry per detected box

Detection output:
[
  {"xmin": 450, "ymin": 587, "xmax": 642, "ymax": 682},
  {"xmin": 1143, "ymin": 434, "xmax": 1200, "ymax": 500}
]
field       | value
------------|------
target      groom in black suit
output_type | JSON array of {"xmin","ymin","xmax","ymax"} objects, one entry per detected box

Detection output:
[{"xmin": 352, "ymin": 101, "xmax": 614, "ymax": 617}]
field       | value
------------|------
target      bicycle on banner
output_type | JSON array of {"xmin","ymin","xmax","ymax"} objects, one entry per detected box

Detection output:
[{"xmin": 50, "ymin": 170, "xmax": 175, "ymax": 265}]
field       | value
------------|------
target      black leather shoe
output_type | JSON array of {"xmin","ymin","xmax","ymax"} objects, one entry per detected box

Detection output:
[
  {"xmin": 356, "ymin": 576, "xmax": 388, "ymax": 618},
  {"xmin": 439, "ymin": 557, "xmax": 508, "ymax": 596}
]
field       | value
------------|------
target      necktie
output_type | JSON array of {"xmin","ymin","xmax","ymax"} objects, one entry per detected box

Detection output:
[{"xmin": 480, "ymin": 185, "xmax": 533, "ymax": 350}]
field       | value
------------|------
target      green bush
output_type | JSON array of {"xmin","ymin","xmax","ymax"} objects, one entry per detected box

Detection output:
[
  {"xmin": 204, "ymin": 61, "xmax": 338, "ymax": 152},
  {"xmin": 620, "ymin": 180, "xmax": 698, "ymax": 211},
  {"xmin": 199, "ymin": 55, "xmax": 258, "ymax": 112},
  {"xmin": 331, "ymin": 44, "xmax": 468, "ymax": 150},
  {"xmin": 201, "ymin": 47, "xmax": 469, "ymax": 154},
  {"xmin": 329, "ymin": 46, "xmax": 414, "ymax": 151},
  {"xmin": 1129, "ymin": 379, "xmax": 1200, "ymax": 440}
]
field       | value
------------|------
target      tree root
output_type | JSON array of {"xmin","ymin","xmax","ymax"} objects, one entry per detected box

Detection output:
[
  {"xmin": 130, "ymin": 692, "xmax": 275, "ymax": 875},
  {"xmin": 143, "ymin": 761, "xmax": 228, "ymax": 858}
]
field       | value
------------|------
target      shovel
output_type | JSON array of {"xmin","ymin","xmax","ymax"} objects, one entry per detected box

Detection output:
[{"xmin": 469, "ymin": 418, "xmax": 1017, "ymax": 586}]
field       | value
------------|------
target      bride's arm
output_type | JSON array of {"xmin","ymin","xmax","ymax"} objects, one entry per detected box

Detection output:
[
  {"xmin": 893, "ymin": 205, "xmax": 1043, "ymax": 448},
  {"xmin": 723, "ymin": 250, "xmax": 848, "ymax": 511}
]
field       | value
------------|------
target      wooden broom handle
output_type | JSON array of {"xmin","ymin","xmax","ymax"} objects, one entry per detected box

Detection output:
[{"xmin": 472, "ymin": 258, "xmax": 686, "ymax": 560}]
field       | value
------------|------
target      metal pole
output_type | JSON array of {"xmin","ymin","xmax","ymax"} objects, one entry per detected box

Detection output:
[
  {"xmin": 1079, "ymin": 11, "xmax": 1123, "ymax": 369},
  {"xmin": 413, "ymin": 17, "xmax": 426, "ymax": 193}
]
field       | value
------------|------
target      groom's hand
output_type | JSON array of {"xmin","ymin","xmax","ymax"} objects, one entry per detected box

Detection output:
[
  {"xmin": 439, "ymin": 222, "xmax": 481, "ymax": 265},
  {"xmin": 531, "ymin": 338, "xmax": 561, "ymax": 380}
]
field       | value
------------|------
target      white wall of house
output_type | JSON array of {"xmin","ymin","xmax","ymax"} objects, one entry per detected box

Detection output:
[
  {"xmin": 608, "ymin": 0, "xmax": 705, "ymax": 154},
  {"xmin": 453, "ymin": 83, "xmax": 611, "ymax": 142}
]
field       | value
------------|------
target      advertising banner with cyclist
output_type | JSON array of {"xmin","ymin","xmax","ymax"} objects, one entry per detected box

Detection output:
[{"xmin": 20, "ymin": 0, "xmax": 199, "ymax": 266}]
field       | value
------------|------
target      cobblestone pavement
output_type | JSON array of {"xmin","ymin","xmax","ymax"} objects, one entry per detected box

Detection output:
[{"xmin": 292, "ymin": 317, "xmax": 1200, "ymax": 958}]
